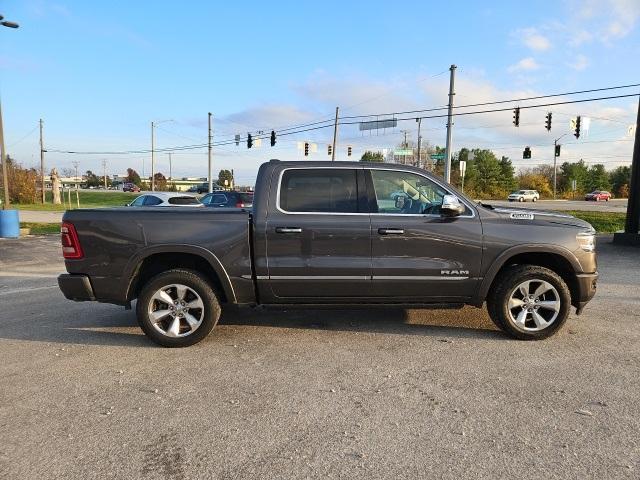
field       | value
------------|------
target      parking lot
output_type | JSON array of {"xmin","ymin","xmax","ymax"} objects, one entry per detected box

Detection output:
[{"xmin": 1, "ymin": 234, "xmax": 639, "ymax": 479}]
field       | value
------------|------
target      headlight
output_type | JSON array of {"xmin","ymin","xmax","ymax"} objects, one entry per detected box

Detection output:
[{"xmin": 577, "ymin": 232, "xmax": 596, "ymax": 252}]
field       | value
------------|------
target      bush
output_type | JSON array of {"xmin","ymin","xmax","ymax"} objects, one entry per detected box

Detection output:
[{"xmin": 0, "ymin": 156, "xmax": 38, "ymax": 204}]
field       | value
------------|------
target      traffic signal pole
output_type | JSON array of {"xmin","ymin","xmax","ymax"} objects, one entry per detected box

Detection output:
[
  {"xmin": 614, "ymin": 93, "xmax": 640, "ymax": 245},
  {"xmin": 331, "ymin": 107, "xmax": 339, "ymax": 162},
  {"xmin": 444, "ymin": 65, "xmax": 456, "ymax": 183},
  {"xmin": 208, "ymin": 112, "xmax": 213, "ymax": 193}
]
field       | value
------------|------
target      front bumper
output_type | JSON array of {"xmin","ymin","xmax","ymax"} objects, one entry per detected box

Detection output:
[
  {"xmin": 574, "ymin": 272, "xmax": 598, "ymax": 314},
  {"xmin": 58, "ymin": 274, "xmax": 95, "ymax": 302}
]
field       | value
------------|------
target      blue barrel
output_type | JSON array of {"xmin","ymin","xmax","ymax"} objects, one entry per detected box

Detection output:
[{"xmin": 0, "ymin": 209, "xmax": 20, "ymax": 238}]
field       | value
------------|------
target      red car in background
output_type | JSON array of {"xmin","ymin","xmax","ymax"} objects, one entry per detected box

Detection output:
[
  {"xmin": 123, "ymin": 182, "xmax": 141, "ymax": 193},
  {"xmin": 584, "ymin": 190, "xmax": 611, "ymax": 201}
]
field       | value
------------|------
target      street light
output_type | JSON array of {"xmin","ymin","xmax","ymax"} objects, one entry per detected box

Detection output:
[
  {"xmin": 150, "ymin": 119, "xmax": 173, "ymax": 191},
  {"xmin": 1, "ymin": 14, "xmax": 19, "ymax": 209}
]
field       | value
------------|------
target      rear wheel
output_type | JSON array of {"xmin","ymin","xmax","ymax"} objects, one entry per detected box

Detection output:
[
  {"xmin": 532, "ymin": 197, "xmax": 537, "ymax": 202},
  {"xmin": 136, "ymin": 269, "xmax": 221, "ymax": 347},
  {"xmin": 487, "ymin": 265, "xmax": 571, "ymax": 340}
]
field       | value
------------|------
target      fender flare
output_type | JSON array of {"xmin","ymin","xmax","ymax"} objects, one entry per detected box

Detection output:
[
  {"xmin": 124, "ymin": 244, "xmax": 237, "ymax": 303},
  {"xmin": 473, "ymin": 244, "xmax": 581, "ymax": 306}
]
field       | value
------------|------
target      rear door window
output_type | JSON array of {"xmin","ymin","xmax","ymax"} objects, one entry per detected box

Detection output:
[
  {"xmin": 168, "ymin": 196, "xmax": 200, "ymax": 205},
  {"xmin": 279, "ymin": 169, "xmax": 359, "ymax": 213}
]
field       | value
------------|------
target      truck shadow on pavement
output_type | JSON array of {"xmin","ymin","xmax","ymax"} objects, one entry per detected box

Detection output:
[
  {"xmin": 0, "ymin": 303, "xmax": 502, "ymax": 347},
  {"xmin": 217, "ymin": 305, "xmax": 502, "ymax": 341}
]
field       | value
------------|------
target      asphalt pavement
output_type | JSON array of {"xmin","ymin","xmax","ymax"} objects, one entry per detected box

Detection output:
[{"xmin": 0, "ymin": 235, "xmax": 639, "ymax": 479}]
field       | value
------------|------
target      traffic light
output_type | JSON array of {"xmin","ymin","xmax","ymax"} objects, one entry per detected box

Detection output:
[
  {"xmin": 513, "ymin": 107, "xmax": 520, "ymax": 127},
  {"xmin": 304, "ymin": 142, "xmax": 309, "ymax": 156},
  {"xmin": 247, "ymin": 133, "xmax": 253, "ymax": 149},
  {"xmin": 555, "ymin": 144, "xmax": 561, "ymax": 157},
  {"xmin": 270, "ymin": 130, "xmax": 276, "ymax": 147},
  {"xmin": 574, "ymin": 116, "xmax": 581, "ymax": 139},
  {"xmin": 327, "ymin": 144, "xmax": 332, "ymax": 156},
  {"xmin": 523, "ymin": 146, "xmax": 531, "ymax": 159},
  {"xmin": 347, "ymin": 146, "xmax": 352, "ymax": 156},
  {"xmin": 545, "ymin": 112, "xmax": 552, "ymax": 131}
]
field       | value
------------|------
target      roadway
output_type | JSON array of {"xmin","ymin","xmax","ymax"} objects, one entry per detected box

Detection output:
[{"xmin": 0, "ymin": 235, "xmax": 639, "ymax": 479}]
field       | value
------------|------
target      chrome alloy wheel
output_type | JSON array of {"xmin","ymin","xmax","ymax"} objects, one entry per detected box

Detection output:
[
  {"xmin": 147, "ymin": 284, "xmax": 205, "ymax": 338},
  {"xmin": 507, "ymin": 279, "xmax": 561, "ymax": 332}
]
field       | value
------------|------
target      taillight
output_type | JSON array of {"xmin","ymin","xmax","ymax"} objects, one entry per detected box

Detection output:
[
  {"xmin": 61, "ymin": 222, "xmax": 84, "ymax": 259},
  {"xmin": 236, "ymin": 202, "xmax": 245, "ymax": 208}
]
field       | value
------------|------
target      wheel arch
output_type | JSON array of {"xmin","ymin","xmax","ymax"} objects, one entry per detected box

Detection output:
[
  {"xmin": 475, "ymin": 245, "xmax": 581, "ymax": 308},
  {"xmin": 125, "ymin": 245, "xmax": 236, "ymax": 303}
]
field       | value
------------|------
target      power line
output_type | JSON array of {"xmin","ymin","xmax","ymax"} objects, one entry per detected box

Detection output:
[{"xmin": 45, "ymin": 90, "xmax": 639, "ymax": 156}]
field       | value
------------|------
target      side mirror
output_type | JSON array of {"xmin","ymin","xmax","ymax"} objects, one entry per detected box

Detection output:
[
  {"xmin": 441, "ymin": 194, "xmax": 465, "ymax": 217},
  {"xmin": 394, "ymin": 195, "xmax": 406, "ymax": 209}
]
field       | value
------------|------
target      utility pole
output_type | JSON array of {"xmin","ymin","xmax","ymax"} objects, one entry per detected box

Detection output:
[
  {"xmin": 102, "ymin": 159, "xmax": 107, "ymax": 189},
  {"xmin": 444, "ymin": 64, "xmax": 457, "ymax": 184},
  {"xmin": 614, "ymin": 93, "xmax": 640, "ymax": 245},
  {"xmin": 400, "ymin": 130, "xmax": 410, "ymax": 165},
  {"xmin": 39, "ymin": 119, "xmax": 45, "ymax": 203},
  {"xmin": 208, "ymin": 112, "xmax": 213, "ymax": 192},
  {"xmin": 0, "ymin": 100, "xmax": 9, "ymax": 209},
  {"xmin": 331, "ymin": 107, "xmax": 339, "ymax": 161},
  {"xmin": 72, "ymin": 161, "xmax": 79, "ymax": 182},
  {"xmin": 168, "ymin": 153, "xmax": 172, "ymax": 181},
  {"xmin": 416, "ymin": 117, "xmax": 422, "ymax": 169},
  {"xmin": 150, "ymin": 121, "xmax": 155, "ymax": 191}
]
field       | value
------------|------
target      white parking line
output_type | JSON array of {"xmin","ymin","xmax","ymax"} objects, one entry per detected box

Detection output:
[{"xmin": 0, "ymin": 285, "xmax": 58, "ymax": 296}]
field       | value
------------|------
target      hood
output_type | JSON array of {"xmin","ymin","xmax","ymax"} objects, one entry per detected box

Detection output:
[{"xmin": 487, "ymin": 205, "xmax": 594, "ymax": 231}]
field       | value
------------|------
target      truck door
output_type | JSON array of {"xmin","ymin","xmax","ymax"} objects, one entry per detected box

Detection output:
[
  {"xmin": 365, "ymin": 168, "xmax": 482, "ymax": 301},
  {"xmin": 264, "ymin": 167, "xmax": 371, "ymax": 300}
]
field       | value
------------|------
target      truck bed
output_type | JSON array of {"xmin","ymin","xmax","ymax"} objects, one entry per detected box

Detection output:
[{"xmin": 62, "ymin": 207, "xmax": 254, "ymax": 305}]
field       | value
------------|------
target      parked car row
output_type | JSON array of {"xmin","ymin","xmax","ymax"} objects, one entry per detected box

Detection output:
[{"xmin": 125, "ymin": 191, "xmax": 254, "ymax": 208}]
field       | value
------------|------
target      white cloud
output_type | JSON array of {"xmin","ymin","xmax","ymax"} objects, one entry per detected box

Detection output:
[
  {"xmin": 568, "ymin": 54, "xmax": 589, "ymax": 71},
  {"xmin": 519, "ymin": 28, "xmax": 552, "ymax": 51},
  {"xmin": 507, "ymin": 57, "xmax": 541, "ymax": 73}
]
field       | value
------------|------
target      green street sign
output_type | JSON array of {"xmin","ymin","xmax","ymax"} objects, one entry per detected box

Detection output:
[
  {"xmin": 430, "ymin": 153, "xmax": 445, "ymax": 160},
  {"xmin": 394, "ymin": 149, "xmax": 413, "ymax": 156}
]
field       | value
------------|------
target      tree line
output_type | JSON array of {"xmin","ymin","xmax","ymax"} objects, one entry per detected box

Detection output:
[{"xmin": 360, "ymin": 147, "xmax": 631, "ymax": 199}]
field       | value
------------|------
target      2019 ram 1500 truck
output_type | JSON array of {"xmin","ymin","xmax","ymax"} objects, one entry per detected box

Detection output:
[{"xmin": 58, "ymin": 160, "xmax": 598, "ymax": 347}]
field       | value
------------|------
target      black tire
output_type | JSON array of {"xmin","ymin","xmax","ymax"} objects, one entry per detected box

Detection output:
[
  {"xmin": 487, "ymin": 265, "xmax": 571, "ymax": 340},
  {"xmin": 518, "ymin": 197, "xmax": 524, "ymax": 202},
  {"xmin": 136, "ymin": 269, "xmax": 221, "ymax": 347}
]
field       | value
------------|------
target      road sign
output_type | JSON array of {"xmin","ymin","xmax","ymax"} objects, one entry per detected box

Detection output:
[
  {"xmin": 459, "ymin": 160, "xmax": 467, "ymax": 177},
  {"xmin": 430, "ymin": 153, "xmax": 445, "ymax": 160},
  {"xmin": 571, "ymin": 179, "xmax": 577, "ymax": 191},
  {"xmin": 394, "ymin": 149, "xmax": 413, "ymax": 156},
  {"xmin": 359, "ymin": 118, "xmax": 398, "ymax": 131}
]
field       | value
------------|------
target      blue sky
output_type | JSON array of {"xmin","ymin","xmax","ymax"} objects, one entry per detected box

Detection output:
[{"xmin": 1, "ymin": 0, "xmax": 639, "ymax": 184}]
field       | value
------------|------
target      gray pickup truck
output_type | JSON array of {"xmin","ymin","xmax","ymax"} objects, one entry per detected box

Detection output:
[{"xmin": 58, "ymin": 160, "xmax": 598, "ymax": 347}]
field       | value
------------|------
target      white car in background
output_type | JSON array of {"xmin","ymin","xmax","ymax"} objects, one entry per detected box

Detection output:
[
  {"xmin": 508, "ymin": 189, "xmax": 540, "ymax": 202},
  {"xmin": 126, "ymin": 192, "xmax": 202, "ymax": 207}
]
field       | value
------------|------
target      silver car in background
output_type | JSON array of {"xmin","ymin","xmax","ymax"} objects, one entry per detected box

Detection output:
[
  {"xmin": 508, "ymin": 190, "xmax": 540, "ymax": 202},
  {"xmin": 126, "ymin": 192, "xmax": 202, "ymax": 207}
]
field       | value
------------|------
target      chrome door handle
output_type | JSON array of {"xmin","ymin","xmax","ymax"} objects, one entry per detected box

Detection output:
[
  {"xmin": 275, "ymin": 227, "xmax": 302, "ymax": 234},
  {"xmin": 378, "ymin": 228, "xmax": 404, "ymax": 235}
]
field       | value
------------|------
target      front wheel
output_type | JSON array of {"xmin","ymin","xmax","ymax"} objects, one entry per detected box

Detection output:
[
  {"xmin": 518, "ymin": 197, "xmax": 524, "ymax": 202},
  {"xmin": 136, "ymin": 269, "xmax": 221, "ymax": 347},
  {"xmin": 487, "ymin": 265, "xmax": 571, "ymax": 340}
]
